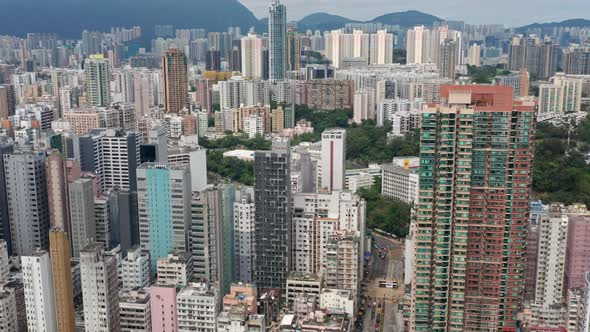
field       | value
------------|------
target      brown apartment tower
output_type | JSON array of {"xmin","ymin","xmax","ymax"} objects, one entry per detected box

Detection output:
[
  {"xmin": 411, "ymin": 85, "xmax": 536, "ymax": 331},
  {"xmin": 50, "ymin": 229, "xmax": 76, "ymax": 332},
  {"xmin": 162, "ymin": 48, "xmax": 189, "ymax": 114}
]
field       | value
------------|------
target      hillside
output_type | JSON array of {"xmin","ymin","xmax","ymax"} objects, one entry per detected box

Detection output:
[
  {"xmin": 0, "ymin": 0, "xmax": 260, "ymax": 38},
  {"xmin": 370, "ymin": 10, "xmax": 443, "ymax": 27},
  {"xmin": 290, "ymin": 10, "xmax": 442, "ymax": 32},
  {"xmin": 518, "ymin": 18, "xmax": 590, "ymax": 31},
  {"xmin": 298, "ymin": 13, "xmax": 359, "ymax": 32}
]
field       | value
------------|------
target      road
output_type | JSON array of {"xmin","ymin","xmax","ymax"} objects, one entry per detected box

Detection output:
[{"xmin": 359, "ymin": 233, "xmax": 404, "ymax": 332}]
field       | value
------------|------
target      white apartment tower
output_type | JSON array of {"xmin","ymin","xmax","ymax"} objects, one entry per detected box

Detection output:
[
  {"xmin": 176, "ymin": 283, "xmax": 219, "ymax": 332},
  {"xmin": 320, "ymin": 129, "xmax": 346, "ymax": 192},
  {"xmin": 122, "ymin": 246, "xmax": 151, "ymax": 290},
  {"xmin": 370, "ymin": 30, "xmax": 394, "ymax": 65},
  {"xmin": 234, "ymin": 188, "xmax": 255, "ymax": 283},
  {"xmin": 22, "ymin": 250, "xmax": 58, "ymax": 332},
  {"xmin": 535, "ymin": 205, "xmax": 569, "ymax": 307},
  {"xmin": 241, "ymin": 33, "xmax": 265, "ymax": 79},
  {"xmin": 80, "ymin": 242, "xmax": 120, "ymax": 332},
  {"xmin": 353, "ymin": 88, "xmax": 376, "ymax": 124}
]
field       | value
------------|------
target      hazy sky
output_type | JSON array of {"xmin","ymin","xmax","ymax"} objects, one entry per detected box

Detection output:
[{"xmin": 239, "ymin": 0, "xmax": 588, "ymax": 26}]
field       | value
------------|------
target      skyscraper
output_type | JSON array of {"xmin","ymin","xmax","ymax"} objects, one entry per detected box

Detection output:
[
  {"xmin": 439, "ymin": 39, "xmax": 457, "ymax": 79},
  {"xmin": 85, "ymin": 54, "xmax": 110, "ymax": 107},
  {"xmin": 80, "ymin": 242, "xmax": 120, "ymax": 332},
  {"xmin": 49, "ymin": 229, "xmax": 76, "ymax": 332},
  {"xmin": 319, "ymin": 129, "xmax": 346, "ymax": 192},
  {"xmin": 137, "ymin": 163, "xmax": 191, "ymax": 270},
  {"xmin": 0, "ymin": 84, "xmax": 15, "ymax": 119},
  {"xmin": 68, "ymin": 177, "xmax": 96, "ymax": 257},
  {"xmin": 22, "ymin": 250, "xmax": 57, "ymax": 332},
  {"xmin": 268, "ymin": 0, "xmax": 287, "ymax": 79},
  {"xmin": 287, "ymin": 30, "xmax": 301, "ymax": 71},
  {"xmin": 411, "ymin": 85, "xmax": 536, "ymax": 331},
  {"xmin": 241, "ymin": 33, "xmax": 265, "ymax": 79},
  {"xmin": 162, "ymin": 48, "xmax": 188, "ymax": 114},
  {"xmin": 254, "ymin": 139, "xmax": 291, "ymax": 290},
  {"xmin": 4, "ymin": 151, "xmax": 50, "ymax": 256},
  {"xmin": 369, "ymin": 30, "xmax": 394, "ymax": 65},
  {"xmin": 0, "ymin": 142, "xmax": 13, "ymax": 253}
]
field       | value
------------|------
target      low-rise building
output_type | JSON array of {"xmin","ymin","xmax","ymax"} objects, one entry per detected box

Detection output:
[
  {"xmin": 157, "ymin": 251, "xmax": 193, "ymax": 287},
  {"xmin": 381, "ymin": 162, "xmax": 419, "ymax": 205},
  {"xmin": 286, "ymin": 272, "xmax": 324, "ymax": 308},
  {"xmin": 320, "ymin": 288, "xmax": 355, "ymax": 318},
  {"xmin": 119, "ymin": 288, "xmax": 151, "ymax": 332},
  {"xmin": 176, "ymin": 283, "xmax": 219, "ymax": 332}
]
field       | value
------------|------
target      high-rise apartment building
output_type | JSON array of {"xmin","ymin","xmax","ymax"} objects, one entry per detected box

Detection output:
[
  {"xmin": 94, "ymin": 129, "xmax": 142, "ymax": 193},
  {"xmin": 439, "ymin": 39, "xmax": 457, "ymax": 79},
  {"xmin": 319, "ymin": 129, "xmax": 346, "ymax": 192},
  {"xmin": 353, "ymin": 88, "xmax": 376, "ymax": 124},
  {"xmin": 190, "ymin": 187, "xmax": 224, "ymax": 285},
  {"xmin": 49, "ymin": 229, "xmax": 76, "ymax": 332},
  {"xmin": 325, "ymin": 29, "xmax": 370, "ymax": 68},
  {"xmin": 467, "ymin": 44, "xmax": 481, "ymax": 67},
  {"xmin": 565, "ymin": 213, "xmax": 590, "ymax": 289},
  {"xmin": 564, "ymin": 45, "xmax": 590, "ymax": 75},
  {"xmin": 137, "ymin": 163, "xmax": 191, "ymax": 270},
  {"xmin": 22, "ymin": 250, "xmax": 57, "ymax": 332},
  {"xmin": 536, "ymin": 206, "xmax": 568, "ymax": 303},
  {"xmin": 80, "ymin": 242, "xmax": 120, "ymax": 332},
  {"xmin": 411, "ymin": 85, "xmax": 536, "ymax": 331},
  {"xmin": 0, "ymin": 143, "xmax": 13, "ymax": 253},
  {"xmin": 162, "ymin": 48, "xmax": 188, "ymax": 114},
  {"xmin": 254, "ymin": 139, "xmax": 291, "ymax": 290},
  {"xmin": 0, "ymin": 84, "xmax": 15, "ymax": 119},
  {"xmin": 539, "ymin": 73, "xmax": 583, "ymax": 113},
  {"xmin": 234, "ymin": 188, "xmax": 255, "ymax": 283},
  {"xmin": 508, "ymin": 35, "xmax": 558, "ymax": 80},
  {"xmin": 406, "ymin": 25, "xmax": 462, "ymax": 67},
  {"xmin": 4, "ymin": 151, "xmax": 50, "ymax": 256},
  {"xmin": 294, "ymin": 79, "xmax": 354, "ymax": 111},
  {"xmin": 68, "ymin": 177, "xmax": 96, "ymax": 257},
  {"xmin": 85, "ymin": 54, "xmax": 111, "ymax": 107},
  {"xmin": 369, "ymin": 30, "xmax": 394, "ymax": 65},
  {"xmin": 268, "ymin": 0, "xmax": 287, "ymax": 79},
  {"xmin": 287, "ymin": 30, "xmax": 301, "ymax": 71},
  {"xmin": 241, "ymin": 33, "xmax": 265, "ymax": 79}
]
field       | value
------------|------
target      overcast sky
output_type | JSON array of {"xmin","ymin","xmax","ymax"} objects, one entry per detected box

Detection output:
[{"xmin": 239, "ymin": 0, "xmax": 588, "ymax": 27}]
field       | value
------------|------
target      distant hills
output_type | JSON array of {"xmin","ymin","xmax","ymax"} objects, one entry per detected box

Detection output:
[
  {"xmin": 517, "ymin": 19, "xmax": 590, "ymax": 32},
  {"xmin": 297, "ymin": 10, "xmax": 443, "ymax": 32},
  {"xmin": 0, "ymin": 0, "xmax": 260, "ymax": 38}
]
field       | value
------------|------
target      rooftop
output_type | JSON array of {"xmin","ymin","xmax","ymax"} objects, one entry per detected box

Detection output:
[{"xmin": 288, "ymin": 271, "xmax": 323, "ymax": 282}]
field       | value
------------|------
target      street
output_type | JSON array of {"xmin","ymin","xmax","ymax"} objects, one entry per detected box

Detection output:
[{"xmin": 359, "ymin": 233, "xmax": 404, "ymax": 332}]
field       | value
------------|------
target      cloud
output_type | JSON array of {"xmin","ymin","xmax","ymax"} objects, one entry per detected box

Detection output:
[{"xmin": 239, "ymin": 0, "xmax": 589, "ymax": 26}]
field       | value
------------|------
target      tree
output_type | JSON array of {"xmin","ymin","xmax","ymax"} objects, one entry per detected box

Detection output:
[{"xmin": 358, "ymin": 180, "xmax": 412, "ymax": 238}]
